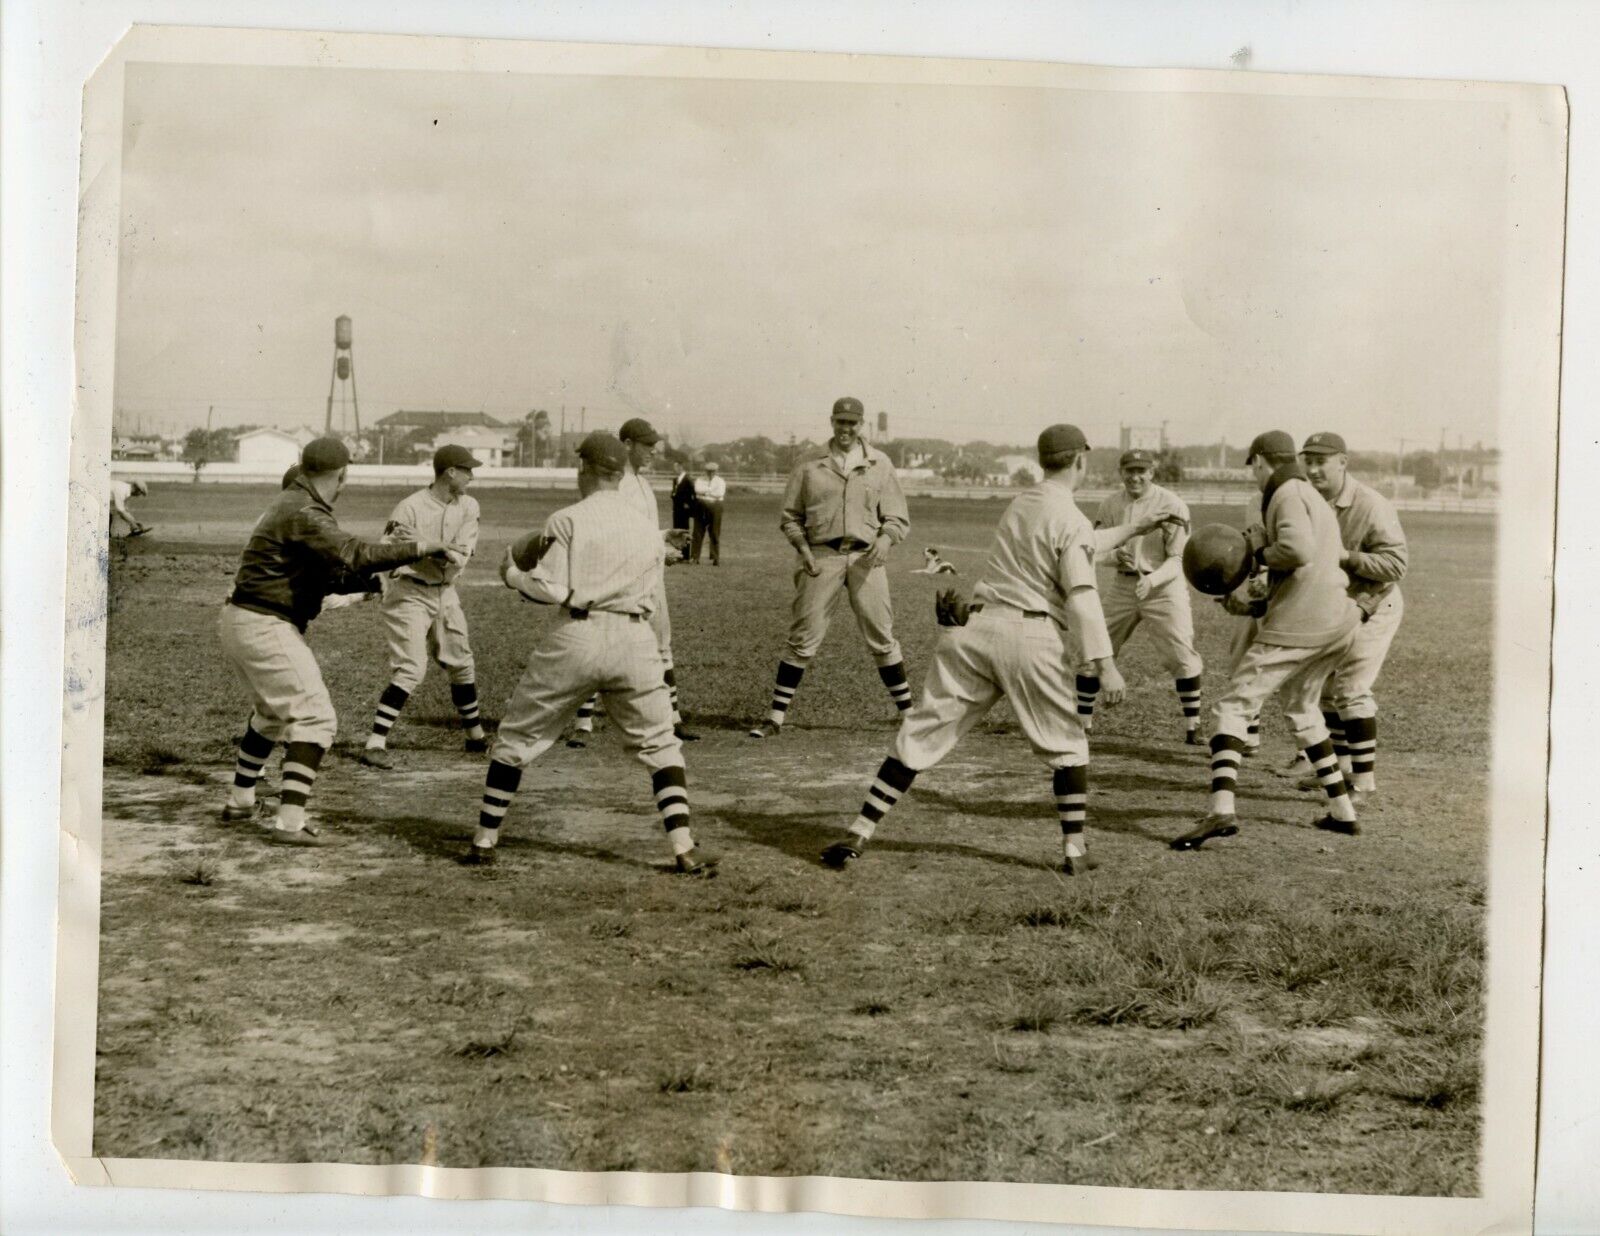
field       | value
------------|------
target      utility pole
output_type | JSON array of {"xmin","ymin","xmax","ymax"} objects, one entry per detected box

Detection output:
[{"xmin": 1395, "ymin": 438, "xmax": 1414, "ymax": 496}]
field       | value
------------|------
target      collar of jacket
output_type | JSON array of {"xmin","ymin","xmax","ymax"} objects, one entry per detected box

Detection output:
[
  {"xmin": 811, "ymin": 444, "xmax": 886, "ymax": 477},
  {"xmin": 1261, "ymin": 459, "xmax": 1310, "ymax": 517},
  {"xmin": 294, "ymin": 475, "xmax": 334, "ymax": 515},
  {"xmin": 1330, "ymin": 474, "xmax": 1358, "ymax": 510}
]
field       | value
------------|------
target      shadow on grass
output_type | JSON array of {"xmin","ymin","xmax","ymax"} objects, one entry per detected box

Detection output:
[
  {"xmin": 713, "ymin": 806, "xmax": 1058, "ymax": 870},
  {"xmin": 367, "ymin": 813, "xmax": 660, "ymax": 873}
]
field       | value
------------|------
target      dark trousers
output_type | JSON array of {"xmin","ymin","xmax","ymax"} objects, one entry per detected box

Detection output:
[
  {"xmin": 671, "ymin": 505, "xmax": 695, "ymax": 560},
  {"xmin": 691, "ymin": 502, "xmax": 723, "ymax": 564}
]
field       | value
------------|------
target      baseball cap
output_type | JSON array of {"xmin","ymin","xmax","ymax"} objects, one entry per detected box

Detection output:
[
  {"xmin": 1300, "ymin": 431, "xmax": 1348, "ymax": 456},
  {"xmin": 280, "ymin": 464, "xmax": 303, "ymax": 490},
  {"xmin": 831, "ymin": 397, "xmax": 865, "ymax": 422},
  {"xmin": 618, "ymin": 417, "xmax": 661, "ymax": 446},
  {"xmin": 705, "ymin": 460, "xmax": 721, "ymax": 471},
  {"xmin": 301, "ymin": 436, "xmax": 351, "ymax": 474},
  {"xmin": 1119, "ymin": 448, "xmax": 1156, "ymax": 470},
  {"xmin": 1037, "ymin": 424, "xmax": 1090, "ymax": 457},
  {"xmin": 433, "ymin": 444, "xmax": 482, "ymax": 472},
  {"xmin": 1245, "ymin": 430, "xmax": 1296, "ymax": 463},
  {"xmin": 576, "ymin": 431, "xmax": 628, "ymax": 476}
]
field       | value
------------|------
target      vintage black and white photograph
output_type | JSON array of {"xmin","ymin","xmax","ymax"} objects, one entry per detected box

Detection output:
[{"xmin": 55, "ymin": 25, "xmax": 1564, "ymax": 1233}]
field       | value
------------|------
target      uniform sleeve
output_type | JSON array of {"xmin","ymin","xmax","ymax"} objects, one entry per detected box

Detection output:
[
  {"xmin": 874, "ymin": 462, "xmax": 910, "ymax": 545},
  {"xmin": 509, "ymin": 515, "xmax": 573, "ymax": 606},
  {"xmin": 778, "ymin": 465, "xmax": 809, "ymax": 549},
  {"xmin": 1060, "ymin": 523, "xmax": 1112, "ymax": 661},
  {"xmin": 1345, "ymin": 495, "xmax": 1408, "ymax": 583},
  {"xmin": 289, "ymin": 505, "xmax": 422, "ymax": 575},
  {"xmin": 1058, "ymin": 523, "xmax": 1100, "ymax": 593},
  {"xmin": 1260, "ymin": 488, "xmax": 1314, "ymax": 571},
  {"xmin": 455, "ymin": 496, "xmax": 481, "ymax": 562}
]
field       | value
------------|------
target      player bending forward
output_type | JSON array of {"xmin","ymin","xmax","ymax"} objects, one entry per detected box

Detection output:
[
  {"xmin": 360, "ymin": 445, "xmax": 488, "ymax": 767},
  {"xmin": 1171, "ymin": 431, "xmax": 1362, "ymax": 851},
  {"xmin": 819, "ymin": 423, "xmax": 1178, "ymax": 875},
  {"xmin": 218, "ymin": 438, "xmax": 461, "ymax": 845},
  {"xmin": 459, "ymin": 431, "xmax": 715, "ymax": 874},
  {"xmin": 1075, "ymin": 448, "xmax": 1204, "ymax": 743}
]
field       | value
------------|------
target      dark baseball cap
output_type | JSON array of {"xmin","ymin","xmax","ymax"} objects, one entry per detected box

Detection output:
[
  {"xmin": 1119, "ymin": 448, "xmax": 1156, "ymax": 469},
  {"xmin": 1245, "ymin": 430, "xmax": 1296, "ymax": 463},
  {"xmin": 300, "ymin": 436, "xmax": 351, "ymax": 474},
  {"xmin": 576, "ymin": 431, "xmax": 628, "ymax": 476},
  {"xmin": 831, "ymin": 397, "xmax": 865, "ymax": 422},
  {"xmin": 618, "ymin": 417, "xmax": 661, "ymax": 446},
  {"xmin": 1300, "ymin": 431, "xmax": 1348, "ymax": 456},
  {"xmin": 433, "ymin": 444, "xmax": 482, "ymax": 472},
  {"xmin": 1038, "ymin": 424, "xmax": 1090, "ymax": 456}
]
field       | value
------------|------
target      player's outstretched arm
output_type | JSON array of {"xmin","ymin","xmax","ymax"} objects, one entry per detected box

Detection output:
[{"xmin": 292, "ymin": 506, "xmax": 429, "ymax": 575}]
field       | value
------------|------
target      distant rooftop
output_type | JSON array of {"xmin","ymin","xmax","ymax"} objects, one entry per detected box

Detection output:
[{"xmin": 378, "ymin": 410, "xmax": 513, "ymax": 430}]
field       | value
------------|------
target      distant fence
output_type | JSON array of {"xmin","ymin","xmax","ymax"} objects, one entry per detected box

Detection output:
[{"xmin": 109, "ymin": 461, "xmax": 1496, "ymax": 515}]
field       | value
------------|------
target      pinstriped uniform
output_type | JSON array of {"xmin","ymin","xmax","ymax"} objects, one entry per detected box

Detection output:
[
  {"xmin": 618, "ymin": 465, "xmax": 674, "ymax": 662},
  {"xmin": 494, "ymin": 490, "xmax": 679, "ymax": 772}
]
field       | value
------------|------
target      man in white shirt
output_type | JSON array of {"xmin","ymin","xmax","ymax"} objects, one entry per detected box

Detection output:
[
  {"xmin": 690, "ymin": 461, "xmax": 726, "ymax": 565},
  {"xmin": 110, "ymin": 478, "xmax": 151, "ymax": 537}
]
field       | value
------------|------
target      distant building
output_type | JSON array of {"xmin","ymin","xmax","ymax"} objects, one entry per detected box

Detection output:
[
  {"xmin": 378, "ymin": 411, "xmax": 518, "ymax": 467},
  {"xmin": 234, "ymin": 428, "xmax": 308, "ymax": 472}
]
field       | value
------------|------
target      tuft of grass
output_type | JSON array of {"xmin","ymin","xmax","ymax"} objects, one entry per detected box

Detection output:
[
  {"xmin": 138, "ymin": 746, "xmax": 186, "ymax": 776},
  {"xmin": 586, "ymin": 917, "xmax": 632, "ymax": 940},
  {"xmin": 731, "ymin": 930, "xmax": 804, "ymax": 975},
  {"xmin": 657, "ymin": 1064, "xmax": 713, "ymax": 1094},
  {"xmin": 850, "ymin": 1001, "xmax": 892, "ymax": 1017},
  {"xmin": 455, "ymin": 1016, "xmax": 524, "ymax": 1059},
  {"xmin": 179, "ymin": 858, "xmax": 218, "ymax": 887}
]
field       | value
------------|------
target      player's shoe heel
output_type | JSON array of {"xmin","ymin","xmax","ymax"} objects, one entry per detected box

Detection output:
[
  {"xmin": 820, "ymin": 836, "xmax": 865, "ymax": 869},
  {"xmin": 1170, "ymin": 815, "xmax": 1239, "ymax": 851}
]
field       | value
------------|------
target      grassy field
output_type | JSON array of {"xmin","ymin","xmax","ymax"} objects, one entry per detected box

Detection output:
[{"xmin": 93, "ymin": 482, "xmax": 1491, "ymax": 1193}]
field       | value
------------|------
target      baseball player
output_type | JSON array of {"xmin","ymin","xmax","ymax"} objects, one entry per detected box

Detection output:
[
  {"xmin": 1171, "ymin": 431, "xmax": 1362, "ymax": 851},
  {"xmin": 1074, "ymin": 448, "xmax": 1204, "ymax": 743},
  {"xmin": 110, "ymin": 478, "xmax": 151, "ymax": 537},
  {"xmin": 459, "ymin": 431, "xmax": 715, "ymax": 874},
  {"xmin": 819, "ymin": 424, "xmax": 1179, "ymax": 874},
  {"xmin": 749, "ymin": 396, "xmax": 913, "ymax": 738},
  {"xmin": 278, "ymin": 464, "xmax": 380, "ymax": 612},
  {"xmin": 1298, "ymin": 431, "xmax": 1408, "ymax": 795},
  {"xmin": 218, "ymin": 437, "xmax": 460, "ymax": 845},
  {"xmin": 566, "ymin": 420, "xmax": 699, "ymax": 746},
  {"xmin": 690, "ymin": 461, "xmax": 726, "ymax": 565},
  {"xmin": 359, "ymin": 445, "xmax": 487, "ymax": 768}
]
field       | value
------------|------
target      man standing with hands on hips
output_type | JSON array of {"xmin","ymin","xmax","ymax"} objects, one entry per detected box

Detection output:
[
  {"xmin": 749, "ymin": 396, "xmax": 912, "ymax": 738},
  {"xmin": 690, "ymin": 461, "xmax": 725, "ymax": 565}
]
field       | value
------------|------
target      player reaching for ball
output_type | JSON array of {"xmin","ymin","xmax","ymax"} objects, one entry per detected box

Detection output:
[
  {"xmin": 109, "ymin": 478, "xmax": 151, "ymax": 538},
  {"xmin": 217, "ymin": 438, "xmax": 463, "ymax": 845},
  {"xmin": 458, "ymin": 431, "xmax": 716, "ymax": 874},
  {"xmin": 359, "ymin": 445, "xmax": 488, "ymax": 768},
  {"xmin": 1170, "ymin": 431, "xmax": 1362, "ymax": 851},
  {"xmin": 1075, "ymin": 448, "xmax": 1203, "ymax": 743},
  {"xmin": 818, "ymin": 424, "xmax": 1182, "ymax": 876}
]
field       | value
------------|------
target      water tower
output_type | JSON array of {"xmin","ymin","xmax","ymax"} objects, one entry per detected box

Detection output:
[{"xmin": 324, "ymin": 315, "xmax": 361, "ymax": 436}]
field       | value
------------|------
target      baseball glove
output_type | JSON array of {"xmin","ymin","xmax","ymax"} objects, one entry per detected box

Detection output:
[{"xmin": 935, "ymin": 587, "xmax": 971, "ymax": 628}]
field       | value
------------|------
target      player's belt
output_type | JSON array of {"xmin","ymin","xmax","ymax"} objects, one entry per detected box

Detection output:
[
  {"xmin": 967, "ymin": 602, "xmax": 1053, "ymax": 621},
  {"xmin": 564, "ymin": 607, "xmax": 645, "ymax": 622},
  {"xmin": 400, "ymin": 574, "xmax": 447, "ymax": 587},
  {"xmin": 1117, "ymin": 570, "xmax": 1143, "ymax": 578},
  {"xmin": 822, "ymin": 537, "xmax": 872, "ymax": 552}
]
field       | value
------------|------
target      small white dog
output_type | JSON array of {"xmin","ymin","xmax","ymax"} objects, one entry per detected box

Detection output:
[{"xmin": 911, "ymin": 547, "xmax": 958, "ymax": 576}]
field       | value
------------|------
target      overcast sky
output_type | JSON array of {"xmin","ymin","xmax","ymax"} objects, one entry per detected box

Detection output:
[{"xmin": 113, "ymin": 62, "xmax": 1509, "ymax": 452}]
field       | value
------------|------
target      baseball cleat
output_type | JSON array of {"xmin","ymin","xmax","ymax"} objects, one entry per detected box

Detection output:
[
  {"xmin": 265, "ymin": 824, "xmax": 331, "ymax": 847},
  {"xmin": 747, "ymin": 721, "xmax": 781, "ymax": 740},
  {"xmin": 674, "ymin": 725, "xmax": 702, "ymax": 742},
  {"xmin": 463, "ymin": 736, "xmax": 490, "ymax": 754},
  {"xmin": 564, "ymin": 735, "xmax": 587, "ymax": 749},
  {"xmin": 1296, "ymin": 774, "xmax": 1321, "ymax": 792},
  {"xmin": 1061, "ymin": 852, "xmax": 1101, "ymax": 876},
  {"xmin": 674, "ymin": 846, "xmax": 719, "ymax": 876},
  {"xmin": 457, "ymin": 844, "xmax": 498, "ymax": 867},
  {"xmin": 1313, "ymin": 814, "xmax": 1361, "ymax": 836},
  {"xmin": 1184, "ymin": 730, "xmax": 1202, "ymax": 746},
  {"xmin": 359, "ymin": 748, "xmax": 396, "ymax": 770},
  {"xmin": 820, "ymin": 836, "xmax": 865, "ymax": 868},
  {"xmin": 220, "ymin": 801, "xmax": 260, "ymax": 822},
  {"xmin": 1169, "ymin": 814, "xmax": 1240, "ymax": 851}
]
